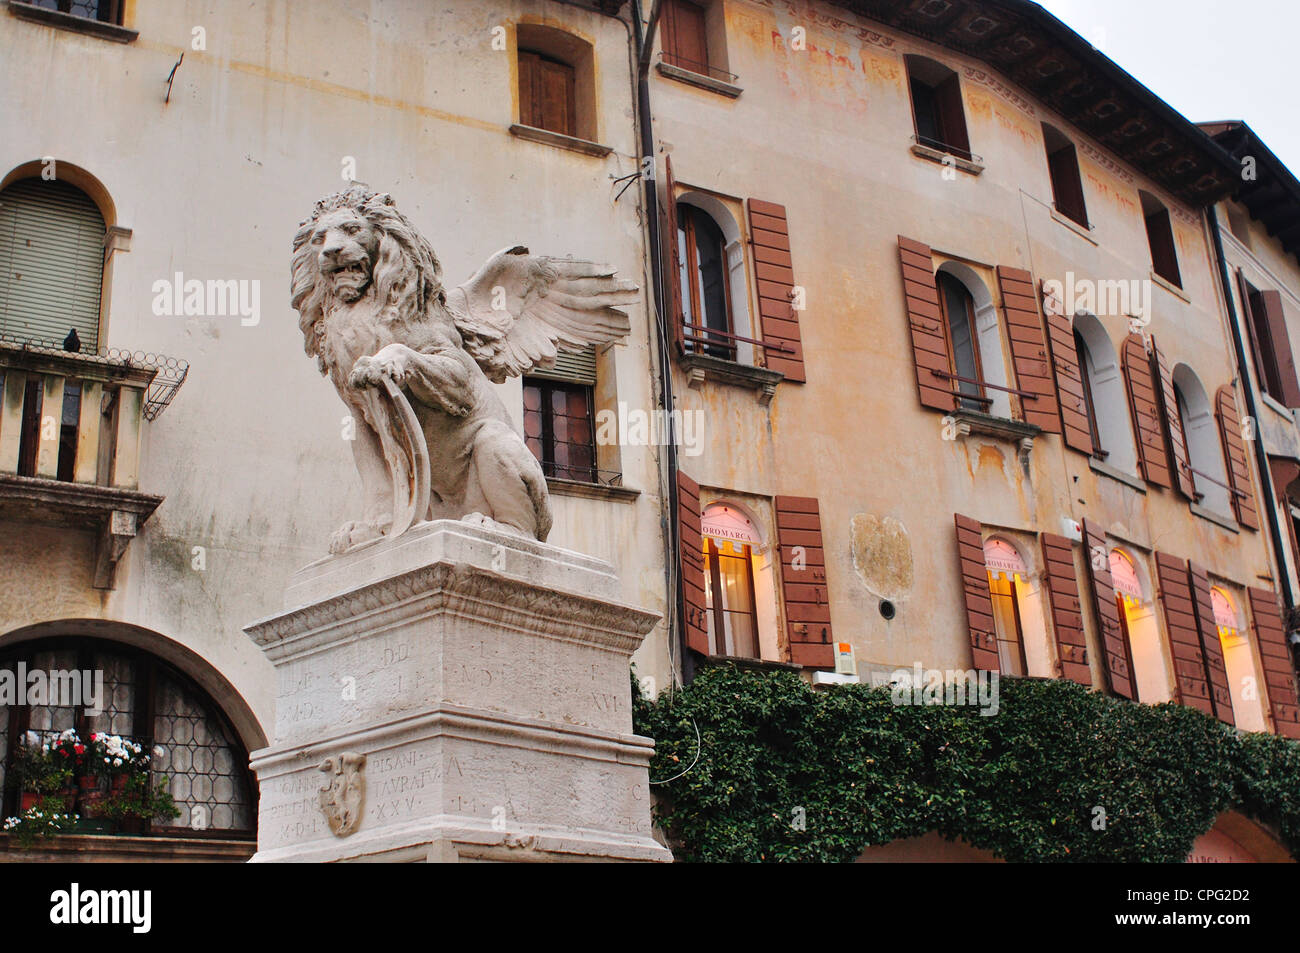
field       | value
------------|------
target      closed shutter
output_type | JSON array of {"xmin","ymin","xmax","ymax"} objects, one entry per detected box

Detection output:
[
  {"xmin": 997, "ymin": 266, "xmax": 1059, "ymax": 433},
  {"xmin": 1042, "ymin": 281, "xmax": 1094, "ymax": 454},
  {"xmin": 1151, "ymin": 340, "xmax": 1196, "ymax": 500},
  {"xmin": 538, "ymin": 58, "xmax": 577, "ymax": 138},
  {"xmin": 677, "ymin": 469, "xmax": 710, "ymax": 656},
  {"xmin": 1255, "ymin": 290, "xmax": 1300, "ymax": 408},
  {"xmin": 1187, "ymin": 562, "xmax": 1235, "ymax": 726},
  {"xmin": 775, "ymin": 496, "xmax": 833, "ymax": 667},
  {"xmin": 898, "ymin": 236, "xmax": 954, "ymax": 412},
  {"xmin": 954, "ymin": 514, "xmax": 1000, "ymax": 671},
  {"xmin": 518, "ymin": 51, "xmax": 540, "ymax": 128},
  {"xmin": 661, "ymin": 156, "xmax": 685, "ymax": 356},
  {"xmin": 1041, "ymin": 533, "xmax": 1091, "ymax": 685},
  {"xmin": 0, "ymin": 178, "xmax": 104, "ymax": 351},
  {"xmin": 1247, "ymin": 587, "xmax": 1300, "ymax": 739},
  {"xmin": 529, "ymin": 346, "xmax": 597, "ymax": 385},
  {"xmin": 934, "ymin": 73, "xmax": 971, "ymax": 160},
  {"xmin": 1155, "ymin": 552, "xmax": 1214, "ymax": 716},
  {"xmin": 1215, "ymin": 386, "xmax": 1259, "ymax": 530},
  {"xmin": 747, "ymin": 199, "xmax": 805, "ymax": 382},
  {"xmin": 1082, "ymin": 519, "xmax": 1135, "ymax": 699},
  {"xmin": 1122, "ymin": 333, "xmax": 1171, "ymax": 488},
  {"xmin": 661, "ymin": 0, "xmax": 708, "ymax": 74}
]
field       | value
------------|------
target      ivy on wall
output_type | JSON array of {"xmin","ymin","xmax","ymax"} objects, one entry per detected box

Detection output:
[{"xmin": 632, "ymin": 666, "xmax": 1300, "ymax": 862}]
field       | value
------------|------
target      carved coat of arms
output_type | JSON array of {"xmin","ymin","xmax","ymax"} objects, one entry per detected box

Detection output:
[{"xmin": 318, "ymin": 752, "xmax": 367, "ymax": 837}]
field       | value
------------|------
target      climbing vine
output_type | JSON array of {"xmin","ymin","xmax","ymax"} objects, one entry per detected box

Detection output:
[{"xmin": 632, "ymin": 665, "xmax": 1300, "ymax": 862}]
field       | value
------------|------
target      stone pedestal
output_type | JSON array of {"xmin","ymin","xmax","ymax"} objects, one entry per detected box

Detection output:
[{"xmin": 244, "ymin": 520, "xmax": 671, "ymax": 862}]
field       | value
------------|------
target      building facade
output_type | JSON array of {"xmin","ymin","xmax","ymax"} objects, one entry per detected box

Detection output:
[{"xmin": 1, "ymin": 0, "xmax": 1297, "ymax": 861}]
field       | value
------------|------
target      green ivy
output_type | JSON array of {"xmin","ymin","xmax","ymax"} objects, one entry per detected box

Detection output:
[{"xmin": 632, "ymin": 666, "xmax": 1300, "ymax": 862}]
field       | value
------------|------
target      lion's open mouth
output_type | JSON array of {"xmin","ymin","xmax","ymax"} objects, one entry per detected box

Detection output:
[{"xmin": 324, "ymin": 259, "xmax": 371, "ymax": 299}]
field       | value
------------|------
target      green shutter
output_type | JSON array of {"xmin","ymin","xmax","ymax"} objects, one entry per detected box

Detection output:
[
  {"xmin": 529, "ymin": 346, "xmax": 597, "ymax": 385},
  {"xmin": 0, "ymin": 178, "xmax": 105, "ymax": 351}
]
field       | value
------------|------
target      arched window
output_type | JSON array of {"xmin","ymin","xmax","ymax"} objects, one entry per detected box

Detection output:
[
  {"xmin": 701, "ymin": 503, "xmax": 762, "ymax": 658},
  {"xmin": 905, "ymin": 55, "xmax": 970, "ymax": 160},
  {"xmin": 515, "ymin": 24, "xmax": 596, "ymax": 142},
  {"xmin": 1042, "ymin": 123, "xmax": 1089, "ymax": 227},
  {"xmin": 1073, "ymin": 312, "xmax": 1138, "ymax": 474},
  {"xmin": 1171, "ymin": 365, "xmax": 1231, "ymax": 515},
  {"xmin": 1140, "ymin": 190, "xmax": 1181, "ymax": 288},
  {"xmin": 1107, "ymin": 546, "xmax": 1170, "ymax": 703},
  {"xmin": 0, "ymin": 638, "xmax": 256, "ymax": 848},
  {"xmin": 983, "ymin": 537, "xmax": 1028, "ymax": 676},
  {"xmin": 677, "ymin": 196, "xmax": 758, "ymax": 363},
  {"xmin": 1210, "ymin": 587, "xmax": 1266, "ymax": 732},
  {"xmin": 0, "ymin": 178, "xmax": 105, "ymax": 351},
  {"xmin": 935, "ymin": 263, "xmax": 1013, "ymax": 418}
]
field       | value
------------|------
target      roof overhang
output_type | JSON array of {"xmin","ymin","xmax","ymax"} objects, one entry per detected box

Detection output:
[{"xmin": 1200, "ymin": 120, "xmax": 1300, "ymax": 267}]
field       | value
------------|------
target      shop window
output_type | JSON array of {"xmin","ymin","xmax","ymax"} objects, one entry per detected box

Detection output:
[
  {"xmin": 0, "ymin": 638, "xmax": 256, "ymax": 841},
  {"xmin": 1211, "ymin": 587, "xmax": 1265, "ymax": 732},
  {"xmin": 700, "ymin": 503, "xmax": 768, "ymax": 659},
  {"xmin": 984, "ymin": 538, "xmax": 1029, "ymax": 676},
  {"xmin": 1109, "ymin": 547, "xmax": 1171, "ymax": 704}
]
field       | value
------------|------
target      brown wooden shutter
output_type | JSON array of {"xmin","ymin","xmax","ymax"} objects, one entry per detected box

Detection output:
[
  {"xmin": 954, "ymin": 514, "xmax": 1000, "ymax": 672},
  {"xmin": 677, "ymin": 469, "xmax": 710, "ymax": 656},
  {"xmin": 1155, "ymin": 552, "xmax": 1214, "ymax": 716},
  {"xmin": 1041, "ymin": 281, "xmax": 1093, "ymax": 454},
  {"xmin": 775, "ymin": 496, "xmax": 833, "ymax": 667},
  {"xmin": 1247, "ymin": 587, "xmax": 1300, "ymax": 739},
  {"xmin": 1186, "ymin": 562, "xmax": 1235, "ymax": 725},
  {"xmin": 1256, "ymin": 290, "xmax": 1300, "ymax": 408},
  {"xmin": 538, "ymin": 58, "xmax": 577, "ymax": 138},
  {"xmin": 1215, "ymin": 385, "xmax": 1259, "ymax": 530},
  {"xmin": 1047, "ymin": 143, "xmax": 1088, "ymax": 226},
  {"xmin": 1146, "ymin": 208, "xmax": 1182, "ymax": 288},
  {"xmin": 748, "ymin": 199, "xmax": 805, "ymax": 383},
  {"xmin": 662, "ymin": 157, "xmax": 685, "ymax": 356},
  {"xmin": 661, "ymin": 0, "xmax": 708, "ymax": 73},
  {"xmin": 518, "ymin": 51, "xmax": 540, "ymax": 129},
  {"xmin": 898, "ymin": 236, "xmax": 955, "ymax": 412},
  {"xmin": 1122, "ymin": 333, "xmax": 1172, "ymax": 488},
  {"xmin": 997, "ymin": 266, "xmax": 1059, "ymax": 433},
  {"xmin": 1082, "ymin": 519, "xmax": 1135, "ymax": 699},
  {"xmin": 1151, "ymin": 339, "xmax": 1196, "ymax": 500},
  {"xmin": 1040, "ymin": 533, "xmax": 1091, "ymax": 685},
  {"xmin": 934, "ymin": 73, "xmax": 971, "ymax": 160}
]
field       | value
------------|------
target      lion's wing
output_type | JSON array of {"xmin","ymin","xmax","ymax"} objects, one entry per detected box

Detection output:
[{"xmin": 444, "ymin": 246, "xmax": 637, "ymax": 383}]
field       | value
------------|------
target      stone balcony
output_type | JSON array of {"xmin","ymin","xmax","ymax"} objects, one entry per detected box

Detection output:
[{"xmin": 0, "ymin": 337, "xmax": 187, "ymax": 587}]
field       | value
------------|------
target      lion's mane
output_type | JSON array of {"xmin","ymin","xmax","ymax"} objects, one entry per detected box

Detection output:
[{"xmin": 290, "ymin": 186, "xmax": 445, "ymax": 374}]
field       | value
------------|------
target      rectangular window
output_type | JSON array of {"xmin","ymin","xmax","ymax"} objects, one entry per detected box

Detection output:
[
  {"xmin": 1145, "ymin": 207, "xmax": 1182, "ymax": 288},
  {"xmin": 1242, "ymin": 282, "xmax": 1285, "ymax": 400},
  {"xmin": 906, "ymin": 60, "xmax": 971, "ymax": 161},
  {"xmin": 518, "ymin": 50, "xmax": 577, "ymax": 138},
  {"xmin": 987, "ymin": 574, "xmax": 1028, "ymax": 677},
  {"xmin": 661, "ymin": 0, "xmax": 710, "ymax": 76},
  {"xmin": 704, "ymin": 538, "xmax": 759, "ymax": 658},
  {"xmin": 523, "ymin": 378, "xmax": 596, "ymax": 483},
  {"xmin": 1046, "ymin": 137, "xmax": 1089, "ymax": 227}
]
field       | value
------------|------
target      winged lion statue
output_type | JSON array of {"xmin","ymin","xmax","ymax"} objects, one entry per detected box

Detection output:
[{"xmin": 290, "ymin": 186, "xmax": 636, "ymax": 554}]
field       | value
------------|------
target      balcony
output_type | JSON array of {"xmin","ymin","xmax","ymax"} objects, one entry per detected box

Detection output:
[{"xmin": 0, "ymin": 336, "xmax": 187, "ymax": 587}]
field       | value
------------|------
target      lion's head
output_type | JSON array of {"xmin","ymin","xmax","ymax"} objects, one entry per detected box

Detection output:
[{"xmin": 290, "ymin": 186, "xmax": 444, "ymax": 372}]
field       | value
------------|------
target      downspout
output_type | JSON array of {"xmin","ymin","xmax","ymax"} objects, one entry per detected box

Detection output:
[
  {"xmin": 629, "ymin": 0, "xmax": 689, "ymax": 685},
  {"xmin": 1207, "ymin": 204, "xmax": 1297, "ymax": 621}
]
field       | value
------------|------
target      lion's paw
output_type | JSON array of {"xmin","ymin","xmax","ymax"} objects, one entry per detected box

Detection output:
[{"xmin": 328, "ymin": 519, "xmax": 385, "ymax": 555}]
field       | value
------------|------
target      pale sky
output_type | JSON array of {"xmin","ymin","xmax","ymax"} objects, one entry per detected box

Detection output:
[{"xmin": 1035, "ymin": 0, "xmax": 1300, "ymax": 174}]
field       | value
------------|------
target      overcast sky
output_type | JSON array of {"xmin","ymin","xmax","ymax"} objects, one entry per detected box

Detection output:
[{"xmin": 1034, "ymin": 0, "xmax": 1299, "ymax": 172}]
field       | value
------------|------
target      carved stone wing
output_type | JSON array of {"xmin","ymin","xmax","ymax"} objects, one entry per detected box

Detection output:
[{"xmin": 444, "ymin": 246, "xmax": 637, "ymax": 383}]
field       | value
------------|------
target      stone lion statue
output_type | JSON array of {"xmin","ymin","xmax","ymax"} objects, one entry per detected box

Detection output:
[{"xmin": 291, "ymin": 186, "xmax": 636, "ymax": 554}]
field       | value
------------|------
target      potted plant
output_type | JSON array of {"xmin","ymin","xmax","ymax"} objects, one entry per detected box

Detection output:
[
  {"xmin": 99, "ymin": 772, "xmax": 181, "ymax": 834},
  {"xmin": 2, "ymin": 799, "xmax": 79, "ymax": 848},
  {"xmin": 11, "ymin": 735, "xmax": 74, "ymax": 813}
]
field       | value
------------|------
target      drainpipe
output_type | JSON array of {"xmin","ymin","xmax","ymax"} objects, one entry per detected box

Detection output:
[
  {"xmin": 1206, "ymin": 205, "xmax": 1297, "ymax": 628},
  {"xmin": 628, "ymin": 0, "xmax": 689, "ymax": 684}
]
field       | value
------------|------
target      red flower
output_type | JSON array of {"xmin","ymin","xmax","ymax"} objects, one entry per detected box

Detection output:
[{"xmin": 59, "ymin": 750, "xmax": 69, "ymax": 757}]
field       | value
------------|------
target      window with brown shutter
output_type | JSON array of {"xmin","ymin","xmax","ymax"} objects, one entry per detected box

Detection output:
[
  {"xmin": 1150, "ymin": 340, "xmax": 1196, "ymax": 500},
  {"xmin": 518, "ymin": 49, "xmax": 577, "ymax": 138},
  {"xmin": 775, "ymin": 496, "xmax": 833, "ymax": 668},
  {"xmin": 1040, "ymin": 533, "xmax": 1092, "ymax": 686},
  {"xmin": 660, "ymin": 0, "xmax": 711, "ymax": 77},
  {"xmin": 1187, "ymin": 562, "xmax": 1235, "ymax": 726},
  {"xmin": 1155, "ymin": 552, "xmax": 1215, "ymax": 716},
  {"xmin": 906, "ymin": 56, "xmax": 971, "ymax": 161},
  {"xmin": 1043, "ymin": 124, "xmax": 1089, "ymax": 228},
  {"xmin": 678, "ymin": 203, "xmax": 736, "ymax": 360},
  {"xmin": 1215, "ymin": 385, "xmax": 1260, "ymax": 530},
  {"xmin": 661, "ymin": 156, "xmax": 685, "ymax": 356},
  {"xmin": 954, "ymin": 515, "xmax": 1000, "ymax": 672},
  {"xmin": 1239, "ymin": 277, "xmax": 1300, "ymax": 409},
  {"xmin": 1122, "ymin": 333, "xmax": 1172, "ymax": 488},
  {"xmin": 1140, "ymin": 191, "xmax": 1182, "ymax": 288},
  {"xmin": 1081, "ymin": 520, "xmax": 1135, "ymax": 699},
  {"xmin": 1041, "ymin": 282, "xmax": 1094, "ymax": 455},
  {"xmin": 898, "ymin": 237, "xmax": 957, "ymax": 412},
  {"xmin": 997, "ymin": 266, "xmax": 1059, "ymax": 433},
  {"xmin": 747, "ymin": 199, "xmax": 805, "ymax": 382},
  {"xmin": 677, "ymin": 469, "xmax": 710, "ymax": 656},
  {"xmin": 1246, "ymin": 587, "xmax": 1300, "ymax": 739}
]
